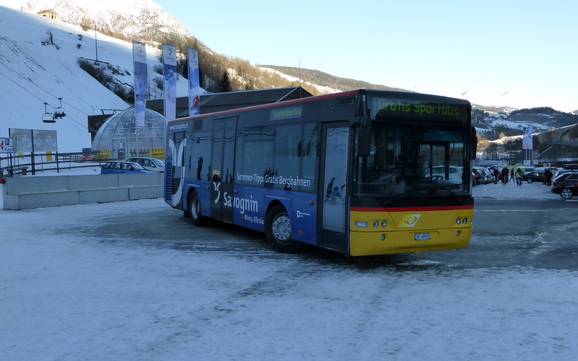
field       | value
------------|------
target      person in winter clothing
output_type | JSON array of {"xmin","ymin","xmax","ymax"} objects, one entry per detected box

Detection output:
[
  {"xmin": 501, "ymin": 167, "xmax": 509, "ymax": 184},
  {"xmin": 544, "ymin": 168, "xmax": 553, "ymax": 186},
  {"xmin": 515, "ymin": 168, "xmax": 524, "ymax": 186}
]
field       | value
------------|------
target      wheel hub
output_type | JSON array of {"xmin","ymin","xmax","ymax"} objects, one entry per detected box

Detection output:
[{"xmin": 272, "ymin": 215, "xmax": 291, "ymax": 242}]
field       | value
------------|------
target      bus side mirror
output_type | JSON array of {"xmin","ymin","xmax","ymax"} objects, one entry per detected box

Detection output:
[
  {"xmin": 472, "ymin": 127, "xmax": 477, "ymax": 160},
  {"xmin": 358, "ymin": 127, "xmax": 371, "ymax": 156}
]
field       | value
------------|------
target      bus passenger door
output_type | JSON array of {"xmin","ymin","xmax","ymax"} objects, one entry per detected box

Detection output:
[
  {"xmin": 211, "ymin": 117, "xmax": 237, "ymax": 223},
  {"xmin": 319, "ymin": 124, "xmax": 351, "ymax": 253}
]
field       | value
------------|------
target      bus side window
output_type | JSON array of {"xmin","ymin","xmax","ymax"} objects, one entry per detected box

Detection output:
[
  {"xmin": 235, "ymin": 126, "xmax": 274, "ymax": 186},
  {"xmin": 301, "ymin": 123, "xmax": 319, "ymax": 191},
  {"xmin": 274, "ymin": 123, "xmax": 302, "ymax": 190},
  {"xmin": 191, "ymin": 131, "xmax": 212, "ymax": 181}
]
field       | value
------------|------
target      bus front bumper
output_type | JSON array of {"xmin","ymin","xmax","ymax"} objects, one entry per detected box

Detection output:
[{"xmin": 349, "ymin": 227, "xmax": 472, "ymax": 256}]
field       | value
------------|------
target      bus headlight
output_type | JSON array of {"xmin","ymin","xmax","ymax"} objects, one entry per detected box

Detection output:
[
  {"xmin": 456, "ymin": 217, "xmax": 462, "ymax": 225},
  {"xmin": 462, "ymin": 217, "xmax": 468, "ymax": 224},
  {"xmin": 373, "ymin": 221, "xmax": 380, "ymax": 229},
  {"xmin": 381, "ymin": 220, "xmax": 388, "ymax": 229},
  {"xmin": 355, "ymin": 221, "xmax": 369, "ymax": 229}
]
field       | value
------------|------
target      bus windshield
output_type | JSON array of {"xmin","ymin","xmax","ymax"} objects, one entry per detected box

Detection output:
[{"xmin": 354, "ymin": 121, "xmax": 469, "ymax": 197}]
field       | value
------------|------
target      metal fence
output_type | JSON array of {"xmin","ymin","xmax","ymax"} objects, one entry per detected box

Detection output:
[{"xmin": 0, "ymin": 151, "xmax": 112, "ymax": 177}]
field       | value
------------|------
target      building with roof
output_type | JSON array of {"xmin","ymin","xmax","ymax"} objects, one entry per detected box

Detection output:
[
  {"xmin": 146, "ymin": 87, "xmax": 312, "ymax": 118},
  {"xmin": 37, "ymin": 9, "xmax": 59, "ymax": 21}
]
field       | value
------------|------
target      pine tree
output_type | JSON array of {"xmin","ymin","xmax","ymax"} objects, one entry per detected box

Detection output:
[{"xmin": 220, "ymin": 71, "xmax": 232, "ymax": 92}]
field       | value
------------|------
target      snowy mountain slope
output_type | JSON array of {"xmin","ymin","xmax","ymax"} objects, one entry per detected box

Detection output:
[
  {"xmin": 484, "ymin": 122, "xmax": 578, "ymax": 161},
  {"xmin": 260, "ymin": 67, "xmax": 341, "ymax": 94},
  {"xmin": 261, "ymin": 65, "xmax": 406, "ymax": 94},
  {"xmin": 2, "ymin": 0, "xmax": 189, "ymax": 39},
  {"xmin": 0, "ymin": 5, "xmax": 187, "ymax": 151},
  {"xmin": 473, "ymin": 106, "xmax": 578, "ymax": 139}
]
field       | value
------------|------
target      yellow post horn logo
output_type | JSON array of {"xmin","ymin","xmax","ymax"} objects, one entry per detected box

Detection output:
[{"xmin": 399, "ymin": 214, "xmax": 421, "ymax": 228}]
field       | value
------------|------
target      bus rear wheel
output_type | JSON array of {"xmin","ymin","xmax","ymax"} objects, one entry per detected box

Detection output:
[
  {"xmin": 188, "ymin": 191, "xmax": 207, "ymax": 226},
  {"xmin": 265, "ymin": 205, "xmax": 302, "ymax": 253}
]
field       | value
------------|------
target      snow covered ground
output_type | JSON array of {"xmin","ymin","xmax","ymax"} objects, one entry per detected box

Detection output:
[
  {"xmin": 473, "ymin": 182, "xmax": 563, "ymax": 201},
  {"xmin": 1, "ymin": 199, "xmax": 578, "ymax": 361}
]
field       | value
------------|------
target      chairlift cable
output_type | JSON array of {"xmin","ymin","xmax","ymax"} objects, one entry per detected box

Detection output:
[
  {"xmin": 0, "ymin": 70, "xmax": 91, "ymax": 130},
  {"xmin": 0, "ymin": 61, "xmax": 111, "ymax": 116}
]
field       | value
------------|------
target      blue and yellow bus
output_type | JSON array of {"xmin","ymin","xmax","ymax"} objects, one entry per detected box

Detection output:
[{"xmin": 165, "ymin": 90, "xmax": 475, "ymax": 256}]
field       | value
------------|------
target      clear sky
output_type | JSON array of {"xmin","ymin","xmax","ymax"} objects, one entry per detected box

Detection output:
[{"xmin": 155, "ymin": 0, "xmax": 578, "ymax": 112}]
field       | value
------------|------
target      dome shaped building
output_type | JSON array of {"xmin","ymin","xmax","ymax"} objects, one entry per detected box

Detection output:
[{"xmin": 92, "ymin": 107, "xmax": 166, "ymax": 160}]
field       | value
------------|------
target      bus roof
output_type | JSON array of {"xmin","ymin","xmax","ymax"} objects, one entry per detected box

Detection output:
[{"xmin": 168, "ymin": 89, "xmax": 470, "ymax": 125}]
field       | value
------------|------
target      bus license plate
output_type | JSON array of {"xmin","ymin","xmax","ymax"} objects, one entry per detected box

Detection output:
[{"xmin": 414, "ymin": 233, "xmax": 431, "ymax": 241}]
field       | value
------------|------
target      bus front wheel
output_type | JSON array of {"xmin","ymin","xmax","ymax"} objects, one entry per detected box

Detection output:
[
  {"xmin": 188, "ymin": 191, "xmax": 207, "ymax": 226},
  {"xmin": 265, "ymin": 205, "xmax": 302, "ymax": 253}
]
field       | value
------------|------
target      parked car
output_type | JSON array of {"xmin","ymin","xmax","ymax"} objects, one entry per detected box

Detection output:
[
  {"xmin": 523, "ymin": 166, "xmax": 536, "ymax": 173},
  {"xmin": 484, "ymin": 167, "xmax": 498, "ymax": 183},
  {"xmin": 101, "ymin": 161, "xmax": 149, "ymax": 174},
  {"xmin": 126, "ymin": 157, "xmax": 165, "ymax": 173},
  {"xmin": 429, "ymin": 165, "xmax": 463, "ymax": 183},
  {"xmin": 553, "ymin": 166, "xmax": 578, "ymax": 180},
  {"xmin": 472, "ymin": 168, "xmax": 482, "ymax": 186},
  {"xmin": 551, "ymin": 172, "xmax": 578, "ymax": 194},
  {"xmin": 523, "ymin": 169, "xmax": 545, "ymax": 183},
  {"xmin": 473, "ymin": 167, "xmax": 492, "ymax": 184},
  {"xmin": 560, "ymin": 185, "xmax": 578, "ymax": 200}
]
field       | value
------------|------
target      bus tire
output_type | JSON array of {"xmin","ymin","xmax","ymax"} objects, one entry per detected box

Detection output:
[
  {"xmin": 265, "ymin": 204, "xmax": 302, "ymax": 253},
  {"xmin": 188, "ymin": 190, "xmax": 207, "ymax": 226}
]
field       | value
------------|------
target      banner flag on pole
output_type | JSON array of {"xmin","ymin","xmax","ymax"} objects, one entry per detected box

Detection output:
[
  {"xmin": 132, "ymin": 41, "xmax": 148, "ymax": 127},
  {"xmin": 162, "ymin": 44, "xmax": 177, "ymax": 121},
  {"xmin": 522, "ymin": 125, "xmax": 534, "ymax": 150},
  {"xmin": 187, "ymin": 48, "xmax": 201, "ymax": 116}
]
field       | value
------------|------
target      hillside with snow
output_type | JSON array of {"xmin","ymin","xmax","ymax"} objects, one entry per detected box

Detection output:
[
  {"xmin": 3, "ymin": 0, "xmax": 189, "ymax": 39},
  {"xmin": 473, "ymin": 106, "xmax": 578, "ymax": 139},
  {"xmin": 0, "ymin": 5, "xmax": 188, "ymax": 151},
  {"xmin": 261, "ymin": 65, "xmax": 405, "ymax": 94}
]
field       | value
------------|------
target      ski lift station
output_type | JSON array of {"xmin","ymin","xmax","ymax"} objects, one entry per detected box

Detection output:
[{"xmin": 91, "ymin": 107, "xmax": 166, "ymax": 160}]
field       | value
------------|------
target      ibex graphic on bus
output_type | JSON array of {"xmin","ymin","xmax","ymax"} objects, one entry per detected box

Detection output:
[{"xmin": 168, "ymin": 138, "xmax": 187, "ymax": 207}]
